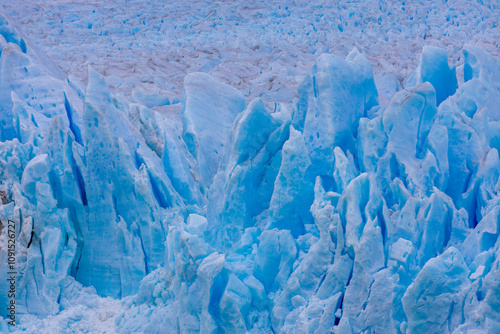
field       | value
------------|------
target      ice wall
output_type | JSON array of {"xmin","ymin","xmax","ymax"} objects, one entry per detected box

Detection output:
[{"xmin": 0, "ymin": 12, "xmax": 500, "ymax": 334}]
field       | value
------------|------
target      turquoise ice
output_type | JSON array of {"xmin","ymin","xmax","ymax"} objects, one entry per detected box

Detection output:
[{"xmin": 0, "ymin": 12, "xmax": 500, "ymax": 334}]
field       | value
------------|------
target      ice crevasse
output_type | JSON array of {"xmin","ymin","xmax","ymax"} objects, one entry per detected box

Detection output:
[{"xmin": 0, "ymin": 13, "xmax": 500, "ymax": 334}]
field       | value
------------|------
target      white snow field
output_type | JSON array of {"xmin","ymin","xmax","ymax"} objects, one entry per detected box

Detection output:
[{"xmin": 0, "ymin": 0, "xmax": 499, "ymax": 333}]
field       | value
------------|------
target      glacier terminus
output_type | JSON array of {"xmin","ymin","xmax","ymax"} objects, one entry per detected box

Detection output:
[{"xmin": 0, "ymin": 1, "xmax": 500, "ymax": 333}]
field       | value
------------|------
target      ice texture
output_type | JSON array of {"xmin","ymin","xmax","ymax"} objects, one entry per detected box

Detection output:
[
  {"xmin": 0, "ymin": 7, "xmax": 500, "ymax": 334},
  {"xmin": 3, "ymin": 0, "xmax": 499, "ymax": 109},
  {"xmin": 182, "ymin": 72, "xmax": 246, "ymax": 188}
]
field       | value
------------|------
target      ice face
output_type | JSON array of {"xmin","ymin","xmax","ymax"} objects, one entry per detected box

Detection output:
[
  {"xmin": 181, "ymin": 72, "xmax": 246, "ymax": 188},
  {"xmin": 1, "ymin": 11, "xmax": 500, "ymax": 334},
  {"xmin": 293, "ymin": 49, "xmax": 378, "ymax": 177},
  {"xmin": 405, "ymin": 46, "xmax": 458, "ymax": 106}
]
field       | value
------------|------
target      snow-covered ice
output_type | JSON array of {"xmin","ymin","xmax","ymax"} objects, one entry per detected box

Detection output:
[
  {"xmin": 2, "ymin": 0, "xmax": 499, "ymax": 109},
  {"xmin": 0, "ymin": 1, "xmax": 499, "ymax": 333}
]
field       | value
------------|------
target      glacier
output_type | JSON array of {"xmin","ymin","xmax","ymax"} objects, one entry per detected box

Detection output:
[
  {"xmin": 4, "ymin": 0, "xmax": 499, "ymax": 109},
  {"xmin": 0, "ymin": 7, "xmax": 499, "ymax": 334}
]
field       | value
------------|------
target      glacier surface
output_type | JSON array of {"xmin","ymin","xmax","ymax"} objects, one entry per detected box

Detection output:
[
  {"xmin": 0, "ymin": 5, "xmax": 499, "ymax": 334},
  {"xmin": 2, "ymin": 0, "xmax": 499, "ymax": 110}
]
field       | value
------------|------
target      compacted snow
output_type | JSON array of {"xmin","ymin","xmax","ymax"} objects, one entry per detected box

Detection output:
[{"xmin": 0, "ymin": 1, "xmax": 499, "ymax": 333}]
